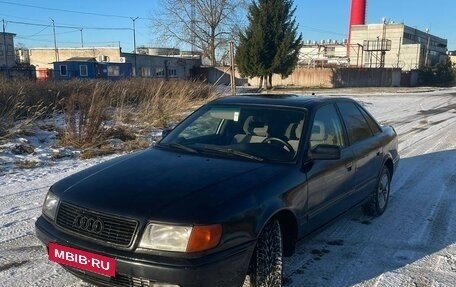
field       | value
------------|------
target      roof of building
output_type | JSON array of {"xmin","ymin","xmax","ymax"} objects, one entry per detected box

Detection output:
[
  {"xmin": 65, "ymin": 57, "xmax": 97, "ymax": 62},
  {"xmin": 0, "ymin": 32, "xmax": 16, "ymax": 36}
]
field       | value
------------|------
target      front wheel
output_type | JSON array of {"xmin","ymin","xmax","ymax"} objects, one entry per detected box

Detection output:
[
  {"xmin": 244, "ymin": 220, "xmax": 283, "ymax": 287},
  {"xmin": 363, "ymin": 166, "xmax": 391, "ymax": 216}
]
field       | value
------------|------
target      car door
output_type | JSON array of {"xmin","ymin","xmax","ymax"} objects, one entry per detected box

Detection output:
[
  {"xmin": 336, "ymin": 101, "xmax": 383, "ymax": 200},
  {"xmin": 305, "ymin": 104, "xmax": 357, "ymax": 230}
]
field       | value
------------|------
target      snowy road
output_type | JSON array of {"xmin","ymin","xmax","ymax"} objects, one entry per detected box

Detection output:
[{"xmin": 1, "ymin": 89, "xmax": 455, "ymax": 286}]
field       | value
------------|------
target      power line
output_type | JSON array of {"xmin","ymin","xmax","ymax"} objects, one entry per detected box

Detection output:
[
  {"xmin": 300, "ymin": 25, "xmax": 347, "ymax": 37},
  {"xmin": 0, "ymin": 0, "xmax": 153, "ymax": 21},
  {"xmin": 19, "ymin": 29, "xmax": 81, "ymax": 40},
  {"xmin": 0, "ymin": 13, "xmax": 52, "ymax": 24},
  {"xmin": 24, "ymin": 24, "xmax": 51, "ymax": 38},
  {"xmin": 14, "ymin": 36, "xmax": 121, "ymax": 46},
  {"xmin": 5, "ymin": 19, "xmax": 132, "ymax": 31},
  {"xmin": 0, "ymin": 0, "xmax": 131, "ymax": 19}
]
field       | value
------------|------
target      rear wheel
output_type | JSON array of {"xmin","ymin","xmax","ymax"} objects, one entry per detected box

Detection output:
[
  {"xmin": 363, "ymin": 166, "xmax": 391, "ymax": 216},
  {"xmin": 244, "ymin": 220, "xmax": 283, "ymax": 287}
]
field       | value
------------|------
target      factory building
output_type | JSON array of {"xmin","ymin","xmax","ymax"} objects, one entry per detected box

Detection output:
[
  {"xmin": 299, "ymin": 40, "xmax": 349, "ymax": 68},
  {"xmin": 349, "ymin": 22, "xmax": 448, "ymax": 70},
  {"xmin": 300, "ymin": 23, "xmax": 448, "ymax": 71}
]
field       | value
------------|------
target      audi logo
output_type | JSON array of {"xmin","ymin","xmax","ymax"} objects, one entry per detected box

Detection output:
[{"xmin": 73, "ymin": 215, "xmax": 104, "ymax": 234}]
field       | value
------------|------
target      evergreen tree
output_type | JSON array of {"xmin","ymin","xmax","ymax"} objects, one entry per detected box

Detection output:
[{"xmin": 236, "ymin": 0, "xmax": 302, "ymax": 89}]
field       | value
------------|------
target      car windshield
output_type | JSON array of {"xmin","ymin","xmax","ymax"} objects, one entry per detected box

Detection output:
[{"xmin": 159, "ymin": 104, "xmax": 307, "ymax": 163}]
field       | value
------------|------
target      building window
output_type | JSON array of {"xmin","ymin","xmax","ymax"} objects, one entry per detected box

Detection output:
[
  {"xmin": 155, "ymin": 68, "xmax": 165, "ymax": 77},
  {"xmin": 0, "ymin": 44, "xmax": 4, "ymax": 57},
  {"xmin": 168, "ymin": 68, "xmax": 177, "ymax": 77},
  {"xmin": 108, "ymin": 66, "xmax": 120, "ymax": 76},
  {"xmin": 325, "ymin": 47, "xmax": 335, "ymax": 57},
  {"xmin": 60, "ymin": 65, "xmax": 68, "ymax": 76},
  {"xmin": 7, "ymin": 44, "xmax": 14, "ymax": 56},
  {"xmin": 80, "ymin": 65, "xmax": 88, "ymax": 77},
  {"xmin": 141, "ymin": 67, "xmax": 151, "ymax": 77}
]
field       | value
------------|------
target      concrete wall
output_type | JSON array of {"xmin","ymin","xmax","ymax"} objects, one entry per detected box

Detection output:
[
  {"xmin": 0, "ymin": 32, "xmax": 15, "ymax": 68},
  {"xmin": 248, "ymin": 68, "xmax": 334, "ymax": 88},
  {"xmin": 203, "ymin": 66, "xmax": 247, "ymax": 86},
  {"xmin": 332, "ymin": 68, "xmax": 402, "ymax": 87},
  {"xmin": 29, "ymin": 47, "xmax": 122, "ymax": 70},
  {"xmin": 206, "ymin": 67, "xmax": 402, "ymax": 88}
]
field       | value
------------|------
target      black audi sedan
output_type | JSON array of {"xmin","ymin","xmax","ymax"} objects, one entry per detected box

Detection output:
[{"xmin": 35, "ymin": 94, "xmax": 399, "ymax": 287}]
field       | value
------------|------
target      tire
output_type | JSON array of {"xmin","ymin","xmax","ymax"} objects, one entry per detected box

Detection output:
[
  {"xmin": 244, "ymin": 220, "xmax": 283, "ymax": 287},
  {"xmin": 363, "ymin": 166, "xmax": 391, "ymax": 216}
]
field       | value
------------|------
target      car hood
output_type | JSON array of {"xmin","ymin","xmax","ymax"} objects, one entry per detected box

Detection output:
[{"xmin": 53, "ymin": 147, "xmax": 288, "ymax": 223}]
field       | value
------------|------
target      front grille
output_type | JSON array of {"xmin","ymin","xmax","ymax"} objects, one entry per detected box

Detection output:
[
  {"xmin": 56, "ymin": 202, "xmax": 138, "ymax": 247},
  {"xmin": 65, "ymin": 266, "xmax": 151, "ymax": 287}
]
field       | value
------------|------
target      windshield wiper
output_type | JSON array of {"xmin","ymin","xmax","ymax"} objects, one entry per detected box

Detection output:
[
  {"xmin": 160, "ymin": 143, "xmax": 199, "ymax": 154},
  {"xmin": 199, "ymin": 146, "xmax": 264, "ymax": 162}
]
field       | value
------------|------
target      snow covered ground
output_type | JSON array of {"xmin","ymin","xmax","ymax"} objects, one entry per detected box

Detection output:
[{"xmin": 0, "ymin": 88, "xmax": 455, "ymax": 286}]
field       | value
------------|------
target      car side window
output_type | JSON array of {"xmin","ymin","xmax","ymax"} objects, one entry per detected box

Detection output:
[
  {"xmin": 310, "ymin": 104, "xmax": 345, "ymax": 149},
  {"xmin": 337, "ymin": 102, "xmax": 373, "ymax": 145},
  {"xmin": 358, "ymin": 106, "xmax": 382, "ymax": 134}
]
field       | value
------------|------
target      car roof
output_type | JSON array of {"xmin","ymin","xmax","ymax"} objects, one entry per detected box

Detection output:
[{"xmin": 210, "ymin": 94, "xmax": 356, "ymax": 109}]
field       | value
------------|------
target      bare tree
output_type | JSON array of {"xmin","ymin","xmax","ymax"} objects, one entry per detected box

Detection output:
[{"xmin": 151, "ymin": 0, "xmax": 247, "ymax": 66}]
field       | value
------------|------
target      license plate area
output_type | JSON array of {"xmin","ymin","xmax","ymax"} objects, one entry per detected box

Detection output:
[{"xmin": 49, "ymin": 243, "xmax": 116, "ymax": 277}]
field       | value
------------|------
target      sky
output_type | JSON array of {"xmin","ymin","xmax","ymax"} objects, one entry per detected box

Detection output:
[{"xmin": 1, "ymin": 0, "xmax": 455, "ymax": 52}]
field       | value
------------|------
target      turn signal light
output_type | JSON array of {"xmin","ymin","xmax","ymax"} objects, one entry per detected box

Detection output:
[{"xmin": 186, "ymin": 224, "xmax": 222, "ymax": 253}]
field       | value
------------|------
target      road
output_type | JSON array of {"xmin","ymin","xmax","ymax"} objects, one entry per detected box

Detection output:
[{"xmin": 0, "ymin": 89, "xmax": 455, "ymax": 286}]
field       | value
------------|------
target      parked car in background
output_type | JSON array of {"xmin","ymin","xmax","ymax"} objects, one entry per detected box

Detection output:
[{"xmin": 35, "ymin": 94, "xmax": 399, "ymax": 287}]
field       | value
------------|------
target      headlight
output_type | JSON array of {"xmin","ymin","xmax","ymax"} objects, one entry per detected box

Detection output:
[
  {"xmin": 138, "ymin": 223, "xmax": 222, "ymax": 253},
  {"xmin": 42, "ymin": 191, "xmax": 60, "ymax": 221}
]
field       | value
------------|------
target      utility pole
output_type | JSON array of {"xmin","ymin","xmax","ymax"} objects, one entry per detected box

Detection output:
[
  {"xmin": 50, "ymin": 18, "xmax": 59, "ymax": 61},
  {"xmin": 130, "ymin": 17, "xmax": 138, "ymax": 76},
  {"xmin": 396, "ymin": 36, "xmax": 402, "ymax": 68},
  {"xmin": 229, "ymin": 41, "xmax": 236, "ymax": 96},
  {"xmin": 424, "ymin": 28, "xmax": 430, "ymax": 67},
  {"xmin": 80, "ymin": 28, "xmax": 84, "ymax": 48},
  {"xmin": 2, "ymin": 19, "xmax": 8, "ymax": 68}
]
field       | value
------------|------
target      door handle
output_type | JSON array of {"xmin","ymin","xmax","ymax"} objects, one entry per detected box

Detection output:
[{"xmin": 345, "ymin": 162, "xmax": 353, "ymax": 171}]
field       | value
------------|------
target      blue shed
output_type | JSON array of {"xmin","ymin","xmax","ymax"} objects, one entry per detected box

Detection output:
[{"xmin": 53, "ymin": 57, "xmax": 132, "ymax": 80}]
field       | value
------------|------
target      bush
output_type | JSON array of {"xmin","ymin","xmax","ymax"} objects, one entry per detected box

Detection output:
[
  {"xmin": 0, "ymin": 78, "xmax": 220, "ymax": 154},
  {"xmin": 418, "ymin": 59, "xmax": 456, "ymax": 86}
]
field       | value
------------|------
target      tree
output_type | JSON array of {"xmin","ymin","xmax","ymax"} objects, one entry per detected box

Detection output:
[
  {"xmin": 236, "ymin": 0, "xmax": 302, "ymax": 89},
  {"xmin": 419, "ymin": 59, "xmax": 456, "ymax": 86},
  {"xmin": 152, "ymin": 0, "xmax": 247, "ymax": 66}
]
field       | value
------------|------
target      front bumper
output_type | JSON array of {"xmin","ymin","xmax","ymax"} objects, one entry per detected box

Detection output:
[{"xmin": 35, "ymin": 216, "xmax": 255, "ymax": 287}]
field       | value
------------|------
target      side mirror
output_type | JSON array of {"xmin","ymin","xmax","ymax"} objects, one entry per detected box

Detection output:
[{"xmin": 309, "ymin": 144, "xmax": 341, "ymax": 160}]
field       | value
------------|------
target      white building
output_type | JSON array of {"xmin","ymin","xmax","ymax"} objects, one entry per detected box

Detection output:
[
  {"xmin": 349, "ymin": 23, "xmax": 448, "ymax": 70},
  {"xmin": 299, "ymin": 40, "xmax": 348, "ymax": 68}
]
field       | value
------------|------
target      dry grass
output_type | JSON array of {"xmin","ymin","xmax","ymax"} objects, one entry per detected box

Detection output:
[{"xmin": 0, "ymin": 77, "xmax": 220, "ymax": 156}]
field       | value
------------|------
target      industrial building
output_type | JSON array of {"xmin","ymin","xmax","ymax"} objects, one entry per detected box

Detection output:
[
  {"xmin": 349, "ymin": 22, "xmax": 448, "ymax": 70},
  {"xmin": 300, "ymin": 0, "xmax": 448, "ymax": 71},
  {"xmin": 27, "ymin": 46, "xmax": 201, "ymax": 80},
  {"xmin": 299, "ymin": 40, "xmax": 349, "ymax": 67},
  {"xmin": 53, "ymin": 57, "xmax": 132, "ymax": 80},
  {"xmin": 299, "ymin": 23, "xmax": 447, "ymax": 71},
  {"xmin": 0, "ymin": 32, "xmax": 16, "ymax": 68}
]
